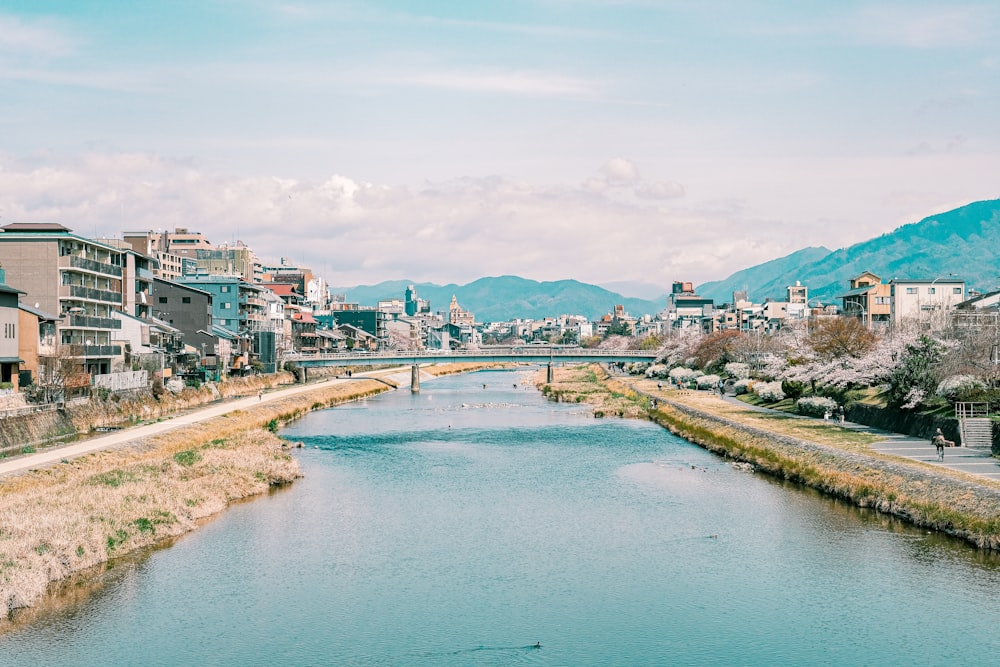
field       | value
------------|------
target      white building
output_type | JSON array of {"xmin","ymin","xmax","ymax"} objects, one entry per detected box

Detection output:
[{"xmin": 890, "ymin": 278, "xmax": 965, "ymax": 328}]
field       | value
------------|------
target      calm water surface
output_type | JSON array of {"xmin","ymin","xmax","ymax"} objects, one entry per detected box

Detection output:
[{"xmin": 5, "ymin": 369, "xmax": 1000, "ymax": 666}]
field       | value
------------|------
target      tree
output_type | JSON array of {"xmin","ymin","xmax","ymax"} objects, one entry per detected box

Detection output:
[
  {"xmin": 887, "ymin": 335, "xmax": 943, "ymax": 409},
  {"xmin": 806, "ymin": 317, "xmax": 877, "ymax": 360},
  {"xmin": 604, "ymin": 321, "xmax": 632, "ymax": 337},
  {"xmin": 691, "ymin": 330, "xmax": 744, "ymax": 371},
  {"xmin": 558, "ymin": 330, "xmax": 578, "ymax": 345}
]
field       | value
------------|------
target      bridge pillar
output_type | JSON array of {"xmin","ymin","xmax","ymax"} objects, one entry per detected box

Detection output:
[
  {"xmin": 411, "ymin": 364, "xmax": 420, "ymax": 393},
  {"xmin": 546, "ymin": 362, "xmax": 554, "ymax": 384},
  {"xmin": 302, "ymin": 366, "xmax": 307, "ymax": 383}
]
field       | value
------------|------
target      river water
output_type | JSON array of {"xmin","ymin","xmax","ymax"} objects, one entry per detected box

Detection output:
[{"xmin": 5, "ymin": 369, "xmax": 1000, "ymax": 665}]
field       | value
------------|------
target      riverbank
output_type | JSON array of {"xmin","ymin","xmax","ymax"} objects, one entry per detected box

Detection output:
[
  {"xmin": 0, "ymin": 362, "xmax": 501, "ymax": 626},
  {"xmin": 540, "ymin": 364, "xmax": 1000, "ymax": 551}
]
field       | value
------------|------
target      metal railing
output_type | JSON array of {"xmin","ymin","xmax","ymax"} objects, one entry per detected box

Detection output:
[
  {"xmin": 66, "ymin": 314, "xmax": 122, "ymax": 330},
  {"xmin": 61, "ymin": 285, "xmax": 122, "ymax": 304},
  {"xmin": 955, "ymin": 402, "xmax": 990, "ymax": 419},
  {"xmin": 64, "ymin": 344, "xmax": 123, "ymax": 357},
  {"xmin": 60, "ymin": 254, "xmax": 123, "ymax": 277}
]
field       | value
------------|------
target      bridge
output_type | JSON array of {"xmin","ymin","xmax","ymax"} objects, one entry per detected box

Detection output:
[{"xmin": 283, "ymin": 346, "xmax": 660, "ymax": 388}]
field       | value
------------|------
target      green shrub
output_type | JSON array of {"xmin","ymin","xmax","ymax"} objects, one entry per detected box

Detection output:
[{"xmin": 172, "ymin": 449, "xmax": 202, "ymax": 467}]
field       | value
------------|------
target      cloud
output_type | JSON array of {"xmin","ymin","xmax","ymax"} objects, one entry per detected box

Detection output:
[
  {"xmin": 585, "ymin": 158, "xmax": 684, "ymax": 201},
  {"xmin": 600, "ymin": 157, "xmax": 640, "ymax": 185},
  {"xmin": 851, "ymin": 4, "xmax": 996, "ymax": 49},
  {"xmin": 0, "ymin": 152, "xmax": 757, "ymax": 289},
  {"xmin": 0, "ymin": 15, "xmax": 77, "ymax": 59}
]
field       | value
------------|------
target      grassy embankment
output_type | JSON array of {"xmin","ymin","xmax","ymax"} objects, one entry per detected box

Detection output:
[
  {"xmin": 0, "ymin": 375, "xmax": 394, "ymax": 626},
  {"xmin": 0, "ymin": 361, "xmax": 506, "ymax": 627},
  {"xmin": 540, "ymin": 364, "xmax": 1000, "ymax": 551}
]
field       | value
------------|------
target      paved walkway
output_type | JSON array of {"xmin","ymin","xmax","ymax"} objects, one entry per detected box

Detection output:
[
  {"xmin": 0, "ymin": 367, "xmax": 417, "ymax": 479},
  {"xmin": 639, "ymin": 381, "xmax": 1000, "ymax": 482}
]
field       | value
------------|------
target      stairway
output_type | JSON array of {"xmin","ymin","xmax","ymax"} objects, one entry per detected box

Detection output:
[{"xmin": 959, "ymin": 417, "xmax": 993, "ymax": 449}]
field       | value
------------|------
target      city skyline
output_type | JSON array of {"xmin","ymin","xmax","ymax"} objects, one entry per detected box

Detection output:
[{"xmin": 1, "ymin": 1, "xmax": 998, "ymax": 291}]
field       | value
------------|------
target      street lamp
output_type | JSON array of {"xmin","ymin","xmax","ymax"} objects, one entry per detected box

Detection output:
[
  {"xmin": 846, "ymin": 301, "xmax": 869, "ymax": 328},
  {"xmin": 927, "ymin": 273, "xmax": 958, "ymax": 328}
]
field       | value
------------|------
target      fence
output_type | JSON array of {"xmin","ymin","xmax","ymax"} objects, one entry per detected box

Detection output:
[{"xmin": 93, "ymin": 370, "xmax": 149, "ymax": 392}]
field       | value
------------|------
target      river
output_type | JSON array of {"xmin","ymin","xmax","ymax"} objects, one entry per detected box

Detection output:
[{"xmin": 4, "ymin": 369, "xmax": 1000, "ymax": 665}]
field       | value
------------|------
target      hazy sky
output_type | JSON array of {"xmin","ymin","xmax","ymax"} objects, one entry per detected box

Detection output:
[{"xmin": 1, "ymin": 1, "xmax": 998, "ymax": 294}]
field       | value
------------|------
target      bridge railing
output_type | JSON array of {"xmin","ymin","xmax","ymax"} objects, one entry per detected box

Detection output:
[{"xmin": 284, "ymin": 347, "xmax": 659, "ymax": 362}]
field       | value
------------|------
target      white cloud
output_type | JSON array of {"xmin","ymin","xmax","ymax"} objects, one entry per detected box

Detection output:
[
  {"xmin": 600, "ymin": 157, "xmax": 640, "ymax": 185},
  {"xmin": 0, "ymin": 15, "xmax": 77, "ymax": 59},
  {"xmin": 850, "ymin": 4, "xmax": 996, "ymax": 49},
  {"xmin": 1, "ymin": 151, "xmax": 997, "ymax": 293}
]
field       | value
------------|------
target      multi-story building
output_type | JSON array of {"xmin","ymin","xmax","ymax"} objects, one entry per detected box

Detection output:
[
  {"xmin": 890, "ymin": 277, "xmax": 966, "ymax": 329},
  {"xmin": 448, "ymin": 295, "xmax": 475, "ymax": 326},
  {"xmin": 838, "ymin": 271, "xmax": 891, "ymax": 328},
  {"xmin": 0, "ymin": 223, "xmax": 125, "ymax": 375},
  {"xmin": 666, "ymin": 281, "xmax": 714, "ymax": 331},
  {"xmin": 0, "ymin": 265, "xmax": 24, "ymax": 389},
  {"xmin": 122, "ymin": 228, "xmax": 210, "ymax": 280},
  {"xmin": 787, "ymin": 281, "xmax": 808, "ymax": 304},
  {"xmin": 194, "ymin": 242, "xmax": 262, "ymax": 284},
  {"xmin": 173, "ymin": 273, "xmax": 271, "ymax": 372}
]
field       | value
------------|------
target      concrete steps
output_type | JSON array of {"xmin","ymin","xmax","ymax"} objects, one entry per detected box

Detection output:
[{"xmin": 960, "ymin": 417, "xmax": 993, "ymax": 449}]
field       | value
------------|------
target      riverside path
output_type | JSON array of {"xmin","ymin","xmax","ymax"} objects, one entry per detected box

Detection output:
[
  {"xmin": 632, "ymin": 378, "xmax": 1000, "ymax": 482},
  {"xmin": 0, "ymin": 367, "xmax": 416, "ymax": 479}
]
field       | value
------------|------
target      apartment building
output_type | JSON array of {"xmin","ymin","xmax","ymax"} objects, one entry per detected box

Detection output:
[
  {"xmin": 0, "ymin": 223, "xmax": 125, "ymax": 375},
  {"xmin": 890, "ymin": 277, "xmax": 966, "ymax": 328}
]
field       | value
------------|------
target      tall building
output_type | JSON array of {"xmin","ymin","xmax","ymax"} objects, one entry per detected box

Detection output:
[
  {"xmin": 0, "ymin": 223, "xmax": 124, "ymax": 375},
  {"xmin": 448, "ymin": 295, "xmax": 474, "ymax": 326},
  {"xmin": 194, "ymin": 242, "xmax": 262, "ymax": 284},
  {"xmin": 122, "ymin": 228, "xmax": 210, "ymax": 280}
]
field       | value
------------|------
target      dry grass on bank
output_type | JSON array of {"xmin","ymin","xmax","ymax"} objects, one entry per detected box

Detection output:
[
  {"xmin": 536, "ymin": 364, "xmax": 647, "ymax": 418},
  {"xmin": 634, "ymin": 379, "xmax": 882, "ymax": 453},
  {"xmin": 0, "ymin": 377, "xmax": 393, "ymax": 625},
  {"xmin": 539, "ymin": 364, "xmax": 1000, "ymax": 549}
]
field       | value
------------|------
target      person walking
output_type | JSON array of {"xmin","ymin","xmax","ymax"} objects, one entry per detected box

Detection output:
[
  {"xmin": 837, "ymin": 405, "xmax": 845, "ymax": 424},
  {"xmin": 258, "ymin": 389, "xmax": 263, "ymax": 401},
  {"xmin": 932, "ymin": 428, "xmax": 946, "ymax": 462}
]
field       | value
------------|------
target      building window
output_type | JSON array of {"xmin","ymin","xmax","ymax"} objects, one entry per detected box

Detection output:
[
  {"xmin": 221, "ymin": 285, "xmax": 230, "ymax": 293},
  {"xmin": 906, "ymin": 287, "xmax": 917, "ymax": 294},
  {"xmin": 222, "ymin": 302, "xmax": 231, "ymax": 310},
  {"xmin": 929, "ymin": 287, "xmax": 936, "ymax": 295},
  {"xmin": 159, "ymin": 297, "xmax": 168, "ymax": 303},
  {"xmin": 182, "ymin": 296, "xmax": 191, "ymax": 303},
  {"xmin": 953, "ymin": 287, "xmax": 962, "ymax": 294}
]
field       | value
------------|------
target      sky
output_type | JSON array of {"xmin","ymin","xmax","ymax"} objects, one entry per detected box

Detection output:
[{"xmin": 1, "ymin": 1, "xmax": 998, "ymax": 297}]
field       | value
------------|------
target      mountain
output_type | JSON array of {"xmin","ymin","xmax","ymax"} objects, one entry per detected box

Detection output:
[
  {"xmin": 696, "ymin": 198, "xmax": 1000, "ymax": 305},
  {"xmin": 330, "ymin": 276, "xmax": 664, "ymax": 322}
]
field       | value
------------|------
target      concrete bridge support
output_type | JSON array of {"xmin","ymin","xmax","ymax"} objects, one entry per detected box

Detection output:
[
  {"xmin": 546, "ymin": 362, "xmax": 554, "ymax": 383},
  {"xmin": 411, "ymin": 364, "xmax": 420, "ymax": 393}
]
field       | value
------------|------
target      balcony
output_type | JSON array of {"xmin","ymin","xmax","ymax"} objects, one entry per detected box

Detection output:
[
  {"xmin": 66, "ymin": 314, "xmax": 122, "ymax": 330},
  {"xmin": 65, "ymin": 344, "xmax": 123, "ymax": 358},
  {"xmin": 59, "ymin": 254, "xmax": 123, "ymax": 277},
  {"xmin": 60, "ymin": 285, "xmax": 122, "ymax": 305}
]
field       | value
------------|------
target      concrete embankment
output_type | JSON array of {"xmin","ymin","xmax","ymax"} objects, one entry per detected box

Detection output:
[
  {"xmin": 541, "ymin": 364, "xmax": 1000, "ymax": 551},
  {"xmin": 0, "ymin": 362, "xmax": 505, "ymax": 626}
]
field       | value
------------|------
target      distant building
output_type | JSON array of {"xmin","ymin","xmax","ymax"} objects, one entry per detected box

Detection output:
[
  {"xmin": 890, "ymin": 277, "xmax": 966, "ymax": 329},
  {"xmin": 448, "ymin": 295, "xmax": 474, "ymax": 326},
  {"xmin": 838, "ymin": 271, "xmax": 891, "ymax": 328},
  {"xmin": 666, "ymin": 281, "xmax": 714, "ymax": 331}
]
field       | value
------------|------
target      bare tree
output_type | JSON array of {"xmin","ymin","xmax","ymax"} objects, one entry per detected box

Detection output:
[{"xmin": 806, "ymin": 318, "xmax": 877, "ymax": 360}]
